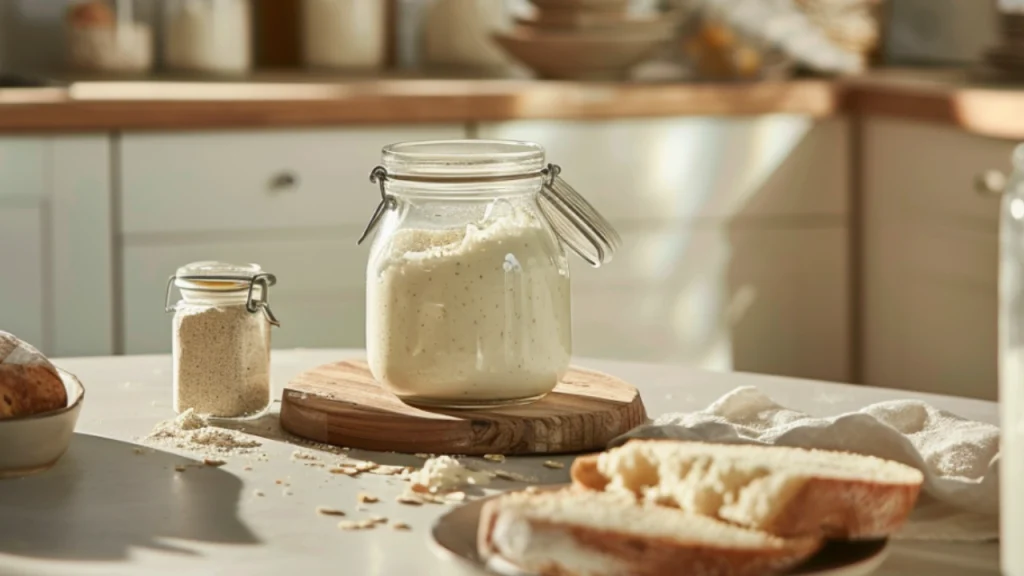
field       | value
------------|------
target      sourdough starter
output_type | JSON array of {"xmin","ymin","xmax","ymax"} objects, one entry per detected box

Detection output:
[
  {"xmin": 173, "ymin": 304, "xmax": 271, "ymax": 417},
  {"xmin": 367, "ymin": 211, "xmax": 571, "ymax": 405}
]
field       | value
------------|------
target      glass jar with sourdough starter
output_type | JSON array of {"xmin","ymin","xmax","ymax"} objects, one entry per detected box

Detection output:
[
  {"xmin": 359, "ymin": 140, "xmax": 620, "ymax": 409},
  {"xmin": 165, "ymin": 261, "xmax": 279, "ymax": 418}
]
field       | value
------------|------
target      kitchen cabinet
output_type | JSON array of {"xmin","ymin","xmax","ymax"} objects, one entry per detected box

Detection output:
[
  {"xmin": 0, "ymin": 136, "xmax": 113, "ymax": 356},
  {"xmin": 481, "ymin": 116, "xmax": 851, "ymax": 382},
  {"xmin": 862, "ymin": 117, "xmax": 1009, "ymax": 400}
]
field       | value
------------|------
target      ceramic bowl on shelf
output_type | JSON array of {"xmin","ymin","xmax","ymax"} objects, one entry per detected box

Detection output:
[
  {"xmin": 0, "ymin": 368, "xmax": 85, "ymax": 479},
  {"xmin": 528, "ymin": 0, "xmax": 629, "ymax": 12},
  {"xmin": 518, "ymin": 12, "xmax": 677, "ymax": 36},
  {"xmin": 493, "ymin": 26, "xmax": 672, "ymax": 80}
]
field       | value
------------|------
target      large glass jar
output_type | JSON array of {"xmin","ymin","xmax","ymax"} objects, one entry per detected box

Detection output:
[
  {"xmin": 165, "ymin": 261, "xmax": 279, "ymax": 418},
  {"xmin": 995, "ymin": 145, "xmax": 1024, "ymax": 576},
  {"xmin": 360, "ymin": 140, "xmax": 618, "ymax": 409}
]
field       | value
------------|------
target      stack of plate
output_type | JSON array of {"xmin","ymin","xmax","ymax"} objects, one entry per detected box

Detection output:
[
  {"xmin": 493, "ymin": 0, "xmax": 677, "ymax": 80},
  {"xmin": 985, "ymin": 13, "xmax": 1024, "ymax": 75}
]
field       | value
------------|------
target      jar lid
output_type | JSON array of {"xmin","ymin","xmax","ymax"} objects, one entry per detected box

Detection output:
[
  {"xmin": 381, "ymin": 139, "xmax": 545, "ymax": 179},
  {"xmin": 173, "ymin": 261, "xmax": 266, "ymax": 291}
]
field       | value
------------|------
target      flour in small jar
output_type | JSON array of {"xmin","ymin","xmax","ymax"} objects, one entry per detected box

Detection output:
[
  {"xmin": 173, "ymin": 304, "xmax": 271, "ymax": 418},
  {"xmin": 367, "ymin": 208, "xmax": 571, "ymax": 404}
]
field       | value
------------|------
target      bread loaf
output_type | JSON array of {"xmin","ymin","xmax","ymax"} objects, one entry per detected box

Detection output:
[
  {"xmin": 571, "ymin": 440, "xmax": 924, "ymax": 539},
  {"xmin": 478, "ymin": 488, "xmax": 821, "ymax": 576},
  {"xmin": 0, "ymin": 332, "xmax": 67, "ymax": 419}
]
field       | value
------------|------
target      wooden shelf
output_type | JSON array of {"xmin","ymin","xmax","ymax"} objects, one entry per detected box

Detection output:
[{"xmin": 0, "ymin": 68, "xmax": 1022, "ymax": 137}]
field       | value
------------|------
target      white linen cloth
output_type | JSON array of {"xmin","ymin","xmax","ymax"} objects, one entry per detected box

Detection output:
[{"xmin": 611, "ymin": 386, "xmax": 1000, "ymax": 541}]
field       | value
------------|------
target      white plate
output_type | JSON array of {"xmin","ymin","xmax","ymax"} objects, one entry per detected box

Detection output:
[{"xmin": 430, "ymin": 486, "xmax": 889, "ymax": 576}]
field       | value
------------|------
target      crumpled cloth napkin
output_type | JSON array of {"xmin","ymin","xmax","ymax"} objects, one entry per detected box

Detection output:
[{"xmin": 611, "ymin": 386, "xmax": 1000, "ymax": 541}]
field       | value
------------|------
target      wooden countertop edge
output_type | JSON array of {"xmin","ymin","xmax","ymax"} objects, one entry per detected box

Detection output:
[{"xmin": 0, "ymin": 74, "xmax": 1022, "ymax": 138}]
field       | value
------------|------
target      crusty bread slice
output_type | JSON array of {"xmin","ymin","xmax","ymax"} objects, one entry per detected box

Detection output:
[
  {"xmin": 477, "ymin": 488, "xmax": 821, "ymax": 576},
  {"xmin": 571, "ymin": 440, "xmax": 924, "ymax": 539}
]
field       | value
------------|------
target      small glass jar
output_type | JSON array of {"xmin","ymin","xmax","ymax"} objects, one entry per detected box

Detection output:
[
  {"xmin": 65, "ymin": 0, "xmax": 154, "ymax": 75},
  {"xmin": 165, "ymin": 261, "xmax": 279, "ymax": 418},
  {"xmin": 360, "ymin": 139, "xmax": 619, "ymax": 409},
  {"xmin": 162, "ymin": 0, "xmax": 252, "ymax": 75},
  {"xmin": 301, "ymin": 0, "xmax": 386, "ymax": 70}
]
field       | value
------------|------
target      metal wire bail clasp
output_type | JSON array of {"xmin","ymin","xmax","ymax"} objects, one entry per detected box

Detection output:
[
  {"xmin": 358, "ymin": 166, "xmax": 397, "ymax": 245},
  {"xmin": 164, "ymin": 273, "xmax": 281, "ymax": 327}
]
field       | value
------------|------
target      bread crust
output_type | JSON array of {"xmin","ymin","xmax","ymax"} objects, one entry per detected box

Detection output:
[
  {"xmin": 0, "ymin": 364, "xmax": 67, "ymax": 419},
  {"xmin": 569, "ymin": 446, "xmax": 921, "ymax": 540},
  {"xmin": 478, "ymin": 493, "xmax": 821, "ymax": 576}
]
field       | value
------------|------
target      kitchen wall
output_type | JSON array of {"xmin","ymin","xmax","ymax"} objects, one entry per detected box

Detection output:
[{"xmin": 885, "ymin": 0, "xmax": 998, "ymax": 65}]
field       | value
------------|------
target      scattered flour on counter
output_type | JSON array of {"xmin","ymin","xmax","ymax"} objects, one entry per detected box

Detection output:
[
  {"xmin": 404, "ymin": 455, "xmax": 491, "ymax": 493},
  {"xmin": 144, "ymin": 408, "xmax": 262, "ymax": 455}
]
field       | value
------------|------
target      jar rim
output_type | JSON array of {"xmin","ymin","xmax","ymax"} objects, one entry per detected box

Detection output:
[{"xmin": 381, "ymin": 139, "xmax": 546, "ymax": 179}]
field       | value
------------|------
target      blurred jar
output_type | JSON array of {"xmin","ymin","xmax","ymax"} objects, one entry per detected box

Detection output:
[
  {"xmin": 163, "ymin": 0, "xmax": 252, "ymax": 75},
  {"xmin": 302, "ymin": 0, "xmax": 386, "ymax": 69},
  {"xmin": 65, "ymin": 0, "xmax": 153, "ymax": 75},
  {"xmin": 421, "ymin": 0, "xmax": 518, "ymax": 72}
]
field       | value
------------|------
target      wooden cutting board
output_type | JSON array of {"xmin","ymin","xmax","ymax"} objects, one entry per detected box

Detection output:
[{"xmin": 279, "ymin": 360, "xmax": 647, "ymax": 455}]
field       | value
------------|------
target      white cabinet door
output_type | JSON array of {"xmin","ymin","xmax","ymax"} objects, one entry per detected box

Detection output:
[
  {"xmin": 863, "ymin": 118, "xmax": 1008, "ymax": 400},
  {"xmin": 0, "ymin": 200, "xmax": 46, "ymax": 349},
  {"xmin": 572, "ymin": 225, "xmax": 849, "ymax": 383},
  {"xmin": 0, "ymin": 136, "xmax": 113, "ymax": 357}
]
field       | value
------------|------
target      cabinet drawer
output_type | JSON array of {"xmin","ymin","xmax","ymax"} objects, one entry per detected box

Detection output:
[
  {"xmin": 478, "ymin": 116, "xmax": 848, "ymax": 222},
  {"xmin": 120, "ymin": 126, "xmax": 465, "ymax": 235}
]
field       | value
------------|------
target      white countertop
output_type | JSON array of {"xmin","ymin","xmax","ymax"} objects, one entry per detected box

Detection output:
[{"xmin": 0, "ymin": 349, "xmax": 1001, "ymax": 576}]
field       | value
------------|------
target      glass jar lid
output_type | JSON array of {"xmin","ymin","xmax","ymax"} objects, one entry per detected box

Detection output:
[
  {"xmin": 173, "ymin": 261, "xmax": 265, "ymax": 291},
  {"xmin": 165, "ymin": 261, "xmax": 280, "ymax": 325},
  {"xmin": 361, "ymin": 139, "xmax": 621, "ymax": 267}
]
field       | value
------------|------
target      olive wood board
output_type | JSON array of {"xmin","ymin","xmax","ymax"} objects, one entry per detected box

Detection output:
[{"xmin": 278, "ymin": 360, "xmax": 648, "ymax": 455}]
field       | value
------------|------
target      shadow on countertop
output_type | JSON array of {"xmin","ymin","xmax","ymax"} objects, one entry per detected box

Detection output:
[{"xmin": 0, "ymin": 433, "xmax": 259, "ymax": 561}]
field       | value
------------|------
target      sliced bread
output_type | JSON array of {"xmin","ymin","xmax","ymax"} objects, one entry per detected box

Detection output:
[
  {"xmin": 477, "ymin": 488, "xmax": 821, "ymax": 576},
  {"xmin": 571, "ymin": 440, "xmax": 924, "ymax": 539}
]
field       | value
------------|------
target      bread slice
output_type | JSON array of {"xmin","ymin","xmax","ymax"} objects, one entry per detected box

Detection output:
[
  {"xmin": 571, "ymin": 440, "xmax": 924, "ymax": 539},
  {"xmin": 0, "ymin": 364, "xmax": 67, "ymax": 419},
  {"xmin": 478, "ymin": 488, "xmax": 821, "ymax": 576}
]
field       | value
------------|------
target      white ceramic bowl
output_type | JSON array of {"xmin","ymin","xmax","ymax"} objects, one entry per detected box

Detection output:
[{"xmin": 0, "ymin": 368, "xmax": 85, "ymax": 478}]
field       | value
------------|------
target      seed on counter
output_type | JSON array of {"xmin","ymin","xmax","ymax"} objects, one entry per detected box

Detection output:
[
  {"xmin": 204, "ymin": 458, "xmax": 226, "ymax": 467},
  {"xmin": 392, "ymin": 522, "xmax": 411, "ymax": 531},
  {"xmin": 174, "ymin": 465, "xmax": 187, "ymax": 472},
  {"xmin": 369, "ymin": 515, "xmax": 388, "ymax": 524},
  {"xmin": 292, "ymin": 450, "xmax": 320, "ymax": 461},
  {"xmin": 253, "ymin": 490, "xmax": 265, "ymax": 497},
  {"xmin": 338, "ymin": 519, "xmax": 376, "ymax": 531},
  {"xmin": 354, "ymin": 461, "xmax": 378, "ymax": 472},
  {"xmin": 368, "ymin": 465, "xmax": 406, "ymax": 476},
  {"xmin": 483, "ymin": 454, "xmax": 505, "ymax": 463},
  {"xmin": 396, "ymin": 495, "xmax": 423, "ymax": 506},
  {"xmin": 283, "ymin": 489, "xmax": 293, "ymax": 496},
  {"xmin": 275, "ymin": 479, "xmax": 283, "ymax": 485},
  {"xmin": 316, "ymin": 506, "xmax": 346, "ymax": 516},
  {"xmin": 329, "ymin": 466, "xmax": 359, "ymax": 476},
  {"xmin": 133, "ymin": 447, "xmax": 145, "ymax": 455},
  {"xmin": 357, "ymin": 492, "xmax": 379, "ymax": 504},
  {"xmin": 243, "ymin": 466, "xmax": 253, "ymax": 471},
  {"xmin": 543, "ymin": 460, "xmax": 564, "ymax": 469}
]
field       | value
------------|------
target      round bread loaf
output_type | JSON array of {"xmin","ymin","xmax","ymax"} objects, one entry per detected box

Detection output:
[{"xmin": 0, "ymin": 332, "xmax": 68, "ymax": 419}]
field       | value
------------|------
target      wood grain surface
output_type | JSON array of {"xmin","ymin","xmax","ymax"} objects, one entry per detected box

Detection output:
[{"xmin": 279, "ymin": 360, "xmax": 648, "ymax": 455}]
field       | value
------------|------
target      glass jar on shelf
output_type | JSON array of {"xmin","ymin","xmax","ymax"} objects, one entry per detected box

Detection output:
[
  {"xmin": 359, "ymin": 139, "xmax": 619, "ymax": 409},
  {"xmin": 163, "ymin": 0, "xmax": 253, "ymax": 75},
  {"xmin": 165, "ymin": 261, "xmax": 280, "ymax": 418},
  {"xmin": 301, "ymin": 0, "xmax": 386, "ymax": 70},
  {"xmin": 65, "ymin": 0, "xmax": 153, "ymax": 75}
]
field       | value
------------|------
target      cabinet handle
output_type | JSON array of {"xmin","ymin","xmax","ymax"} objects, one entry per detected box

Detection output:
[
  {"xmin": 975, "ymin": 170, "xmax": 1007, "ymax": 196},
  {"xmin": 269, "ymin": 171, "xmax": 299, "ymax": 192}
]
